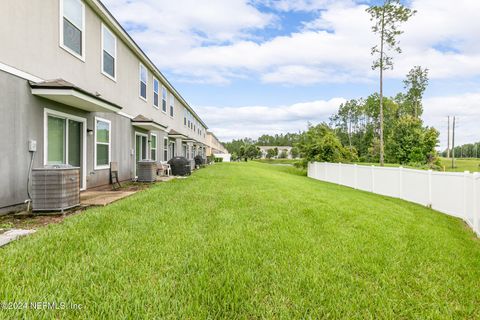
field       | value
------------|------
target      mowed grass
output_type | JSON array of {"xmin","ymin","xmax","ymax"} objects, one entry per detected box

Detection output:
[
  {"xmin": 357, "ymin": 157, "xmax": 480, "ymax": 173},
  {"xmin": 254, "ymin": 158, "xmax": 300, "ymax": 165},
  {"xmin": 1, "ymin": 163, "xmax": 480, "ymax": 318},
  {"xmin": 439, "ymin": 157, "xmax": 480, "ymax": 172}
]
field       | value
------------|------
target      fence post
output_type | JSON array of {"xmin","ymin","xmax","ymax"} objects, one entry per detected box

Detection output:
[
  {"xmin": 354, "ymin": 164, "xmax": 358, "ymax": 189},
  {"xmin": 371, "ymin": 165, "xmax": 375, "ymax": 193},
  {"xmin": 473, "ymin": 173, "xmax": 479, "ymax": 236},
  {"xmin": 464, "ymin": 171, "xmax": 470, "ymax": 220},
  {"xmin": 428, "ymin": 170, "xmax": 432, "ymax": 207},
  {"xmin": 399, "ymin": 166, "xmax": 403, "ymax": 199}
]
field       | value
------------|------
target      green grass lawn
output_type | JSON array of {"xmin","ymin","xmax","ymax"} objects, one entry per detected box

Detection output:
[
  {"xmin": 439, "ymin": 157, "xmax": 480, "ymax": 172},
  {"xmin": 1, "ymin": 163, "xmax": 480, "ymax": 318},
  {"xmin": 356, "ymin": 157, "xmax": 480, "ymax": 173},
  {"xmin": 254, "ymin": 158, "xmax": 300, "ymax": 165}
]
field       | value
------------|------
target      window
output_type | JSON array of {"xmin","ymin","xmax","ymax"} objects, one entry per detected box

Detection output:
[
  {"xmin": 153, "ymin": 78, "xmax": 159, "ymax": 108},
  {"xmin": 169, "ymin": 94, "xmax": 174, "ymax": 117},
  {"xmin": 162, "ymin": 87, "xmax": 167, "ymax": 112},
  {"xmin": 150, "ymin": 134, "xmax": 157, "ymax": 161},
  {"xmin": 95, "ymin": 117, "xmax": 111, "ymax": 169},
  {"xmin": 139, "ymin": 64, "xmax": 147, "ymax": 100},
  {"xmin": 184, "ymin": 116, "xmax": 187, "ymax": 126},
  {"xmin": 47, "ymin": 116, "xmax": 66, "ymax": 164},
  {"xmin": 102, "ymin": 24, "xmax": 116, "ymax": 80},
  {"xmin": 164, "ymin": 138, "xmax": 168, "ymax": 161},
  {"xmin": 60, "ymin": 0, "xmax": 85, "ymax": 59}
]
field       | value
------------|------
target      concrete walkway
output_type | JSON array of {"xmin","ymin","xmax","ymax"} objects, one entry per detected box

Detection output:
[
  {"xmin": 0, "ymin": 229, "xmax": 36, "ymax": 247},
  {"xmin": 81, "ymin": 191, "xmax": 137, "ymax": 207}
]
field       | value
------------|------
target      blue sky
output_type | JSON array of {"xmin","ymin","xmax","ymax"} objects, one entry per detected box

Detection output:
[{"xmin": 103, "ymin": 0, "xmax": 480, "ymax": 148}]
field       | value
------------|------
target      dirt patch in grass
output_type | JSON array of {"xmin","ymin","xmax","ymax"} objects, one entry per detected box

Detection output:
[
  {"xmin": 0, "ymin": 209, "xmax": 85, "ymax": 230},
  {"xmin": 0, "ymin": 182, "xmax": 157, "ymax": 231}
]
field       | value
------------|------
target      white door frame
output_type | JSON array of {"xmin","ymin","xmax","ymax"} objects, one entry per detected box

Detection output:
[
  {"xmin": 134, "ymin": 132, "xmax": 149, "ymax": 177},
  {"xmin": 43, "ymin": 108, "xmax": 87, "ymax": 190}
]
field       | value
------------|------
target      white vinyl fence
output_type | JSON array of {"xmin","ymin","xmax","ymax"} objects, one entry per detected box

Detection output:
[{"xmin": 308, "ymin": 162, "xmax": 480, "ymax": 236}]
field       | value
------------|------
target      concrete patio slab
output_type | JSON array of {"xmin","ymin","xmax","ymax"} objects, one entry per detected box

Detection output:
[
  {"xmin": 157, "ymin": 176, "xmax": 176, "ymax": 182},
  {"xmin": 80, "ymin": 191, "xmax": 137, "ymax": 207},
  {"xmin": 0, "ymin": 229, "xmax": 36, "ymax": 247}
]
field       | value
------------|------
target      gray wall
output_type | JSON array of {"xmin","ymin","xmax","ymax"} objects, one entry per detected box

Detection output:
[
  {"xmin": 0, "ymin": 0, "xmax": 208, "ymax": 146},
  {"xmin": 0, "ymin": 70, "xmax": 146, "ymax": 210}
]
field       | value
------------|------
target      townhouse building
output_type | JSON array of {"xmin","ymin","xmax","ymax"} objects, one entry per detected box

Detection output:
[
  {"xmin": 206, "ymin": 132, "xmax": 228, "ymax": 156},
  {"xmin": 0, "ymin": 0, "xmax": 212, "ymax": 212}
]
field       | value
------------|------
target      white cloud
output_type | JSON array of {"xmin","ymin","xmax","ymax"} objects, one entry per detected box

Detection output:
[
  {"xmin": 104, "ymin": 0, "xmax": 480, "ymax": 85},
  {"xmin": 197, "ymin": 98, "xmax": 346, "ymax": 141},
  {"xmin": 101, "ymin": 0, "xmax": 480, "ymax": 146},
  {"xmin": 423, "ymin": 92, "xmax": 480, "ymax": 150},
  {"xmin": 254, "ymin": 0, "xmax": 343, "ymax": 12}
]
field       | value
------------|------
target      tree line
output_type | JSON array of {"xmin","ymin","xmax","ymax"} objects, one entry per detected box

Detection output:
[
  {"xmin": 224, "ymin": 64, "xmax": 439, "ymax": 167},
  {"xmin": 223, "ymin": 1, "xmax": 474, "ymax": 168},
  {"xmin": 441, "ymin": 142, "xmax": 480, "ymax": 159}
]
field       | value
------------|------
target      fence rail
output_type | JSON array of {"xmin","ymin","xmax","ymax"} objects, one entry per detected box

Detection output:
[{"xmin": 308, "ymin": 162, "xmax": 480, "ymax": 236}]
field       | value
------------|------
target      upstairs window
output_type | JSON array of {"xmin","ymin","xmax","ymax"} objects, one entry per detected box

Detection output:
[
  {"xmin": 153, "ymin": 78, "xmax": 159, "ymax": 108},
  {"xmin": 139, "ymin": 64, "xmax": 147, "ymax": 100},
  {"xmin": 169, "ymin": 94, "xmax": 174, "ymax": 117},
  {"xmin": 61, "ymin": 0, "xmax": 85, "ymax": 59},
  {"xmin": 102, "ymin": 24, "xmax": 116, "ymax": 80},
  {"xmin": 162, "ymin": 87, "xmax": 167, "ymax": 112}
]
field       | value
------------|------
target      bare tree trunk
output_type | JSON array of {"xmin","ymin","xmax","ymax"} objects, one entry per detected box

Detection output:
[
  {"xmin": 348, "ymin": 111, "xmax": 353, "ymax": 150},
  {"xmin": 379, "ymin": 7, "xmax": 385, "ymax": 166}
]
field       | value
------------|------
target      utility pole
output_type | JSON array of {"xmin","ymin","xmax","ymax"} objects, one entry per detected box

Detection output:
[
  {"xmin": 447, "ymin": 116, "xmax": 450, "ymax": 158},
  {"xmin": 451, "ymin": 116, "xmax": 456, "ymax": 169}
]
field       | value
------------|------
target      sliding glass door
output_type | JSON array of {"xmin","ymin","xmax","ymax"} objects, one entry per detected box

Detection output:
[
  {"xmin": 46, "ymin": 112, "xmax": 86, "ymax": 189},
  {"xmin": 135, "ymin": 133, "xmax": 148, "ymax": 177}
]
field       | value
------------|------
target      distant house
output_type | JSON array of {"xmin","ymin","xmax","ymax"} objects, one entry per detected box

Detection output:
[
  {"xmin": 258, "ymin": 146, "xmax": 293, "ymax": 159},
  {"xmin": 206, "ymin": 132, "xmax": 228, "ymax": 156},
  {"xmin": 0, "ymin": 0, "xmax": 222, "ymax": 213}
]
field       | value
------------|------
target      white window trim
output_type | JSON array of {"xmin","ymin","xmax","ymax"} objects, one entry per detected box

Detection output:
[
  {"xmin": 101, "ymin": 23, "xmax": 117, "ymax": 82},
  {"xmin": 153, "ymin": 78, "xmax": 160, "ymax": 109},
  {"xmin": 59, "ymin": 0, "xmax": 86, "ymax": 62},
  {"xmin": 94, "ymin": 116, "xmax": 112, "ymax": 170},
  {"xmin": 163, "ymin": 137, "xmax": 169, "ymax": 161},
  {"xmin": 134, "ymin": 132, "xmax": 149, "ymax": 178},
  {"xmin": 43, "ymin": 108, "xmax": 87, "ymax": 190},
  {"xmin": 169, "ymin": 94, "xmax": 175, "ymax": 118},
  {"xmin": 161, "ymin": 86, "xmax": 167, "ymax": 114},
  {"xmin": 139, "ymin": 63, "xmax": 148, "ymax": 102},
  {"xmin": 150, "ymin": 133, "xmax": 158, "ymax": 161}
]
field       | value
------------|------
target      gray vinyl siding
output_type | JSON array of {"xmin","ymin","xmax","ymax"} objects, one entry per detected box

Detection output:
[
  {"xmin": 0, "ymin": 0, "xmax": 208, "ymax": 146},
  {"xmin": 0, "ymin": 69, "xmax": 141, "ymax": 210}
]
